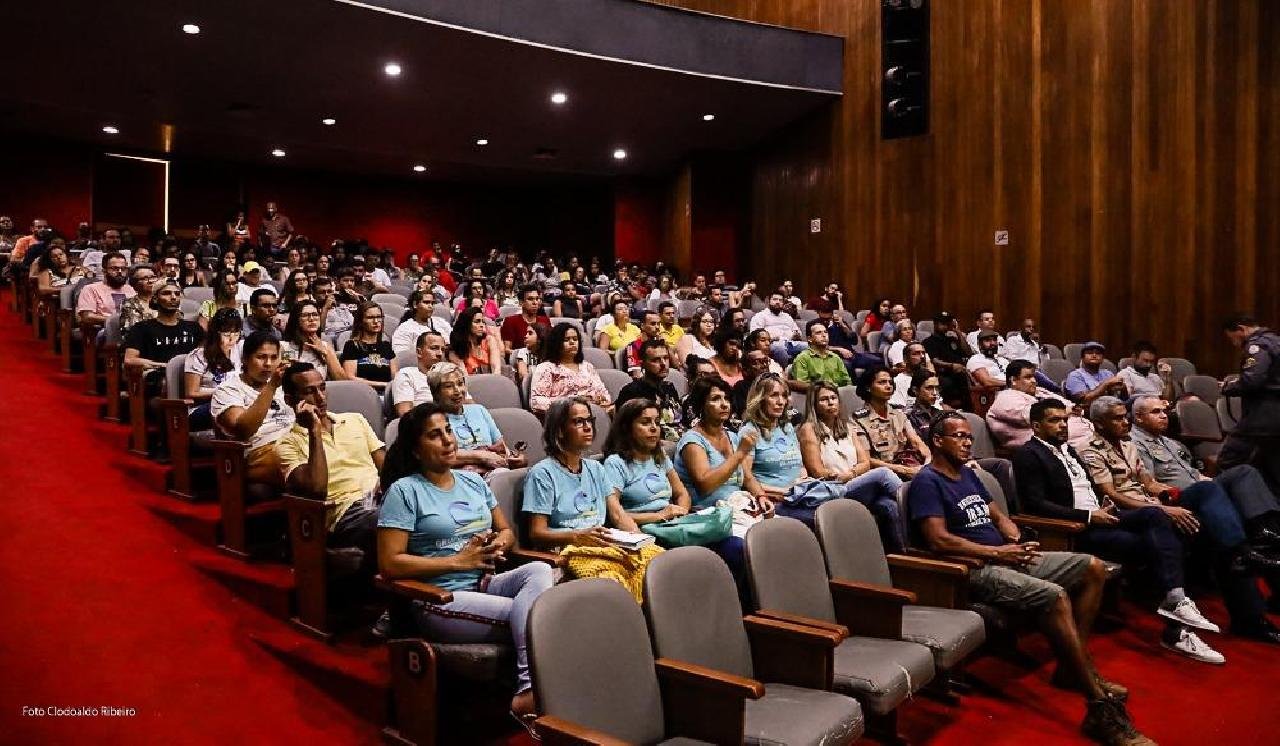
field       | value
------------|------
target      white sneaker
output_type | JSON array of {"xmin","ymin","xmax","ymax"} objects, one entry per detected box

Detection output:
[
  {"xmin": 1158, "ymin": 597, "xmax": 1221, "ymax": 633},
  {"xmin": 1163, "ymin": 628, "xmax": 1226, "ymax": 665}
]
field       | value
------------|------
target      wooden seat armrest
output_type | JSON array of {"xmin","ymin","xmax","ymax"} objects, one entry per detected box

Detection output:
[
  {"xmin": 510, "ymin": 547, "xmax": 561, "ymax": 565},
  {"xmin": 375, "ymin": 574, "xmax": 454, "ymax": 605},
  {"xmin": 753, "ymin": 609, "xmax": 849, "ymax": 638},
  {"xmin": 158, "ymin": 397, "xmax": 196, "ymax": 408},
  {"xmin": 211, "ymin": 438, "xmax": 249, "ymax": 454},
  {"xmin": 743, "ymin": 614, "xmax": 842, "ymax": 691},
  {"xmin": 655, "ymin": 659, "xmax": 764, "ymax": 699},
  {"xmin": 284, "ymin": 493, "xmax": 332, "ymax": 513},
  {"xmin": 1012, "ymin": 515, "xmax": 1086, "ymax": 533},
  {"xmin": 887, "ymin": 554, "xmax": 970, "ymax": 576},
  {"xmin": 887, "ymin": 554, "xmax": 971, "ymax": 609},
  {"xmin": 534, "ymin": 715, "xmax": 630, "ymax": 746},
  {"xmin": 829, "ymin": 579, "xmax": 911, "ymax": 640}
]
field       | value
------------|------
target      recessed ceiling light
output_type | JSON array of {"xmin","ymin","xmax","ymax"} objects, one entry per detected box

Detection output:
[
  {"xmin": 321, "ymin": 117, "xmax": 336, "ymax": 126},
  {"xmin": 550, "ymin": 91, "xmax": 568, "ymax": 105},
  {"xmin": 384, "ymin": 62, "xmax": 402, "ymax": 77},
  {"xmin": 702, "ymin": 113, "xmax": 716, "ymax": 122},
  {"xmin": 101, "ymin": 125, "xmax": 120, "ymax": 135},
  {"xmin": 412, "ymin": 164, "xmax": 427, "ymax": 173},
  {"xmin": 182, "ymin": 23, "xmax": 200, "ymax": 35},
  {"xmin": 612, "ymin": 148, "xmax": 628, "ymax": 160},
  {"xmin": 271, "ymin": 148, "xmax": 286, "ymax": 157},
  {"xmin": 475, "ymin": 138, "xmax": 489, "ymax": 146}
]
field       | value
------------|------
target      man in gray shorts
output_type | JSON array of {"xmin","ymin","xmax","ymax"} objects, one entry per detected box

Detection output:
[{"xmin": 908, "ymin": 412, "xmax": 1152, "ymax": 746}]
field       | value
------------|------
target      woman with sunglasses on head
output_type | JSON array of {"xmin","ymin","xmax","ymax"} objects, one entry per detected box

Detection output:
[
  {"xmin": 447, "ymin": 306, "xmax": 503, "ymax": 376},
  {"xmin": 377, "ymin": 402, "xmax": 553, "ymax": 724},
  {"xmin": 340, "ymin": 301, "xmax": 398, "ymax": 389},
  {"xmin": 199, "ymin": 269, "xmax": 244, "ymax": 332},
  {"xmin": 184, "ymin": 308, "xmax": 243, "ymax": 430},
  {"xmin": 280, "ymin": 299, "xmax": 345, "ymax": 380},
  {"xmin": 798, "ymin": 381, "xmax": 907, "ymax": 552},
  {"xmin": 523, "ymin": 396, "xmax": 637, "ymax": 548}
]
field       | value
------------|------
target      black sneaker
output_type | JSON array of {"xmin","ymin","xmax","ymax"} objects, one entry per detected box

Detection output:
[{"xmin": 1081, "ymin": 698, "xmax": 1156, "ymax": 745}]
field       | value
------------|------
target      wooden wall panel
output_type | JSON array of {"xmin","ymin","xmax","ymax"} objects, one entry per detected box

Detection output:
[{"xmin": 654, "ymin": 0, "xmax": 1278, "ymax": 373}]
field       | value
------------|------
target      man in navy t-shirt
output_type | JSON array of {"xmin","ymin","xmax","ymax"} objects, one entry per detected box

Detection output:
[{"xmin": 907, "ymin": 411, "xmax": 1150, "ymax": 745}]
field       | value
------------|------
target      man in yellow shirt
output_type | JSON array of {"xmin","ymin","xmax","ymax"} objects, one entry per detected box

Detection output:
[
  {"xmin": 277, "ymin": 362, "xmax": 385, "ymax": 567},
  {"xmin": 657, "ymin": 300, "xmax": 685, "ymax": 351}
]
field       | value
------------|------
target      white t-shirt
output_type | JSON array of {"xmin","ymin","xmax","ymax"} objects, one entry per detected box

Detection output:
[
  {"xmin": 1117, "ymin": 367, "xmax": 1165, "ymax": 398},
  {"xmin": 748, "ymin": 309, "xmax": 800, "ymax": 341},
  {"xmin": 390, "ymin": 367, "xmax": 433, "ymax": 407},
  {"xmin": 391, "ymin": 317, "xmax": 453, "ymax": 355},
  {"xmin": 210, "ymin": 377, "xmax": 294, "ymax": 451},
  {"xmin": 1035, "ymin": 437, "xmax": 1099, "ymax": 512},
  {"xmin": 1003, "ymin": 335, "xmax": 1041, "ymax": 363},
  {"xmin": 279, "ymin": 340, "xmax": 329, "ymax": 379},
  {"xmin": 890, "ymin": 372, "xmax": 915, "ymax": 408},
  {"xmin": 967, "ymin": 353, "xmax": 1011, "ymax": 383},
  {"xmin": 236, "ymin": 282, "xmax": 267, "ymax": 304},
  {"xmin": 184, "ymin": 345, "xmax": 243, "ymax": 393},
  {"xmin": 966, "ymin": 330, "xmax": 1007, "ymax": 356}
]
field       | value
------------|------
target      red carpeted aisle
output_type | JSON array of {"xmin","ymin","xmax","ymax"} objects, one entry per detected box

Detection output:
[{"xmin": 0, "ymin": 297, "xmax": 1274, "ymax": 744}]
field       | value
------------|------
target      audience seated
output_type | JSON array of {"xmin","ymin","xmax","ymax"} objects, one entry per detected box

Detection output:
[
  {"xmin": 922, "ymin": 311, "xmax": 973, "ymax": 407},
  {"xmin": 797, "ymin": 382, "xmax": 905, "ymax": 551},
  {"xmin": 907, "ymin": 412, "xmax": 1148, "ymax": 745},
  {"xmin": 1076, "ymin": 396, "xmax": 1278, "ymax": 647},
  {"xmin": 904, "ymin": 370, "xmax": 948, "ymax": 444},
  {"xmin": 656, "ymin": 300, "xmax": 684, "ymax": 351},
  {"xmin": 122, "ymin": 280, "xmax": 203, "ymax": 370},
  {"xmin": 743, "ymin": 329, "xmax": 785, "ymax": 376},
  {"xmin": 624, "ymin": 310, "xmax": 665, "ymax": 372},
  {"xmin": 789, "ymin": 318, "xmax": 853, "ymax": 392},
  {"xmin": 965, "ymin": 308, "xmax": 1005, "ymax": 354},
  {"xmin": 199, "ymin": 270, "xmax": 243, "ymax": 331},
  {"xmin": 447, "ymin": 306, "xmax": 503, "ymax": 376},
  {"xmin": 280, "ymin": 300, "xmax": 344, "ymax": 379},
  {"xmin": 390, "ymin": 290, "xmax": 451, "ymax": 355},
  {"xmin": 236, "ymin": 262, "xmax": 270, "ymax": 303},
  {"xmin": 77, "ymin": 251, "xmax": 134, "ymax": 326},
  {"xmin": 853, "ymin": 366, "xmax": 931, "ymax": 479},
  {"xmin": 211, "ymin": 331, "xmax": 295, "ymax": 486},
  {"xmin": 615, "ymin": 339, "xmax": 684, "ymax": 441},
  {"xmin": 376, "ymin": 401, "xmax": 553, "ymax": 721},
  {"xmin": 890, "ymin": 341, "xmax": 933, "ymax": 407},
  {"xmin": 1065, "ymin": 341, "xmax": 1127, "ymax": 403},
  {"xmin": 244, "ymin": 288, "xmax": 282, "ymax": 339},
  {"xmin": 523, "ymin": 397, "xmax": 636, "ymax": 547},
  {"xmin": 986, "ymin": 360, "xmax": 1078, "ymax": 449},
  {"xmin": 884, "ymin": 318, "xmax": 917, "ymax": 368},
  {"xmin": 709, "ymin": 327, "xmax": 745, "ymax": 388},
  {"xmin": 499, "ymin": 285, "xmax": 549, "ymax": 354},
  {"xmin": 389, "ymin": 331, "xmax": 447, "ymax": 415},
  {"xmin": 877, "ymin": 303, "xmax": 909, "ymax": 353},
  {"xmin": 528, "ymin": 322, "xmax": 613, "ymax": 416},
  {"xmin": 426, "ymin": 362, "xmax": 524, "ymax": 478},
  {"xmin": 967, "ymin": 330, "xmax": 1013, "ymax": 388},
  {"xmin": 184, "ymin": 308, "xmax": 242, "ymax": 429},
  {"xmin": 674, "ymin": 310, "xmax": 717, "ymax": 364},
  {"xmin": 594, "ymin": 298, "xmax": 640, "ymax": 353},
  {"xmin": 729, "ymin": 348, "xmax": 773, "ymax": 424},
  {"xmin": 278, "ymin": 362, "xmax": 383, "ymax": 572},
  {"xmin": 341, "ymin": 301, "xmax": 397, "ymax": 388},
  {"xmin": 1004, "ymin": 317, "xmax": 1044, "ymax": 363},
  {"xmin": 748, "ymin": 292, "xmax": 806, "ymax": 365},
  {"xmin": 1116, "ymin": 341, "xmax": 1176, "ymax": 400},
  {"xmin": 737, "ymin": 375, "xmax": 805, "ymax": 504}
]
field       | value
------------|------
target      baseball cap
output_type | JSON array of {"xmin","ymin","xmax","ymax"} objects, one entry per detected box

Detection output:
[
  {"xmin": 241, "ymin": 261, "xmax": 263, "ymax": 274},
  {"xmin": 1081, "ymin": 340, "xmax": 1106, "ymax": 353},
  {"xmin": 933, "ymin": 311, "xmax": 955, "ymax": 324},
  {"xmin": 977, "ymin": 329, "xmax": 1000, "ymax": 340}
]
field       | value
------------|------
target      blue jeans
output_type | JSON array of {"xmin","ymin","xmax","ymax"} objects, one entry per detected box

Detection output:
[
  {"xmin": 1179, "ymin": 481, "xmax": 1246, "ymax": 550},
  {"xmin": 414, "ymin": 562, "xmax": 554, "ymax": 693},
  {"xmin": 1078, "ymin": 506, "xmax": 1184, "ymax": 594},
  {"xmin": 709, "ymin": 536, "xmax": 750, "ymax": 609},
  {"xmin": 843, "ymin": 467, "xmax": 906, "ymax": 553},
  {"xmin": 769, "ymin": 340, "xmax": 808, "ymax": 366}
]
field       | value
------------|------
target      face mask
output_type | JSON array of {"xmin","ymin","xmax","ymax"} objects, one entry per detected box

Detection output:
[{"xmin": 1133, "ymin": 365, "xmax": 1152, "ymax": 375}]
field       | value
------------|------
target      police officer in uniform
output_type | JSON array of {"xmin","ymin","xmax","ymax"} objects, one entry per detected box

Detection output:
[{"xmin": 1220, "ymin": 313, "xmax": 1280, "ymax": 490}]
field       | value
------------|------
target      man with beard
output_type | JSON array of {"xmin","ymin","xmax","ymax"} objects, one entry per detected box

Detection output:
[
  {"xmin": 616, "ymin": 339, "xmax": 684, "ymax": 441},
  {"xmin": 967, "ymin": 329, "xmax": 1013, "ymax": 388},
  {"xmin": 77, "ymin": 251, "xmax": 135, "ymax": 325},
  {"xmin": 923, "ymin": 311, "xmax": 974, "ymax": 407},
  {"xmin": 1115, "ymin": 341, "xmax": 1175, "ymax": 400},
  {"xmin": 748, "ymin": 293, "xmax": 806, "ymax": 365},
  {"xmin": 123, "ymin": 280, "xmax": 204, "ymax": 395}
]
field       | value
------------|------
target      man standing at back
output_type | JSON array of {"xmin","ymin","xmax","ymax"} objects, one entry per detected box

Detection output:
[
  {"xmin": 259, "ymin": 202, "xmax": 294, "ymax": 258},
  {"xmin": 1220, "ymin": 314, "xmax": 1280, "ymax": 489}
]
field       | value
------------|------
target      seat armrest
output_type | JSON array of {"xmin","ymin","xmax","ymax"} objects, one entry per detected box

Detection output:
[
  {"xmin": 1013, "ymin": 515, "xmax": 1085, "ymax": 551},
  {"xmin": 375, "ymin": 574, "xmax": 454, "ymax": 605},
  {"xmin": 753, "ymin": 609, "xmax": 849, "ymax": 638},
  {"xmin": 743, "ymin": 614, "xmax": 841, "ymax": 691},
  {"xmin": 510, "ymin": 547, "xmax": 561, "ymax": 565},
  {"xmin": 829, "ymin": 579, "xmax": 912, "ymax": 640},
  {"xmin": 655, "ymin": 658, "xmax": 764, "ymax": 699},
  {"xmin": 534, "ymin": 715, "xmax": 630, "ymax": 746},
  {"xmin": 656, "ymin": 658, "xmax": 761, "ymax": 744},
  {"xmin": 887, "ymin": 554, "xmax": 971, "ymax": 609}
]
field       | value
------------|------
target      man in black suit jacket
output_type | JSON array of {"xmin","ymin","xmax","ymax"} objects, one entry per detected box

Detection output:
[{"xmin": 1013, "ymin": 400, "xmax": 1231, "ymax": 663}]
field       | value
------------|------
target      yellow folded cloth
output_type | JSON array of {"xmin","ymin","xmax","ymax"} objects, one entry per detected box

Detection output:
[{"xmin": 559, "ymin": 544, "xmax": 665, "ymax": 602}]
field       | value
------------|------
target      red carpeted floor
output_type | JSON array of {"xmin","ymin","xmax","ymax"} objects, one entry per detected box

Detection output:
[{"xmin": 0, "ymin": 297, "xmax": 1274, "ymax": 745}]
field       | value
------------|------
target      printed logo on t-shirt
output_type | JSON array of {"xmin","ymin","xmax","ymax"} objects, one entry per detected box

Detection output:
[
  {"xmin": 448, "ymin": 498, "xmax": 489, "ymax": 532},
  {"xmin": 642, "ymin": 472, "xmax": 667, "ymax": 495},
  {"xmin": 957, "ymin": 494, "xmax": 992, "ymax": 529}
]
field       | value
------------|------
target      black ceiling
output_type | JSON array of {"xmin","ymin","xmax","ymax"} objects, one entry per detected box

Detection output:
[{"xmin": 0, "ymin": 0, "xmax": 841, "ymax": 184}]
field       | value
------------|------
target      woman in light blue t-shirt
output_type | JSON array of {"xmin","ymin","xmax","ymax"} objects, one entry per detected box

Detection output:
[
  {"xmin": 738, "ymin": 374, "xmax": 806, "ymax": 497},
  {"xmin": 376, "ymin": 402, "xmax": 552, "ymax": 722},
  {"xmin": 425, "ymin": 361, "xmax": 526, "ymax": 477},
  {"xmin": 522, "ymin": 396, "xmax": 639, "ymax": 548},
  {"xmin": 674, "ymin": 376, "xmax": 767, "ymax": 511},
  {"xmin": 603, "ymin": 400, "xmax": 691, "ymax": 522}
]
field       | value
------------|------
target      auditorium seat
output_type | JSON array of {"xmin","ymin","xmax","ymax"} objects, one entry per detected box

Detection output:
[
  {"xmin": 488, "ymin": 408, "xmax": 547, "ymax": 465},
  {"xmin": 531, "ymin": 578, "xmax": 765, "ymax": 745},
  {"xmin": 598, "ymin": 368, "xmax": 633, "ymax": 403},
  {"xmin": 467, "ymin": 373, "xmax": 522, "ymax": 410},
  {"xmin": 1176, "ymin": 399, "xmax": 1224, "ymax": 466},
  {"xmin": 644, "ymin": 546, "xmax": 865, "ymax": 746},
  {"xmin": 814, "ymin": 500, "xmax": 985, "ymax": 693},
  {"xmin": 745, "ymin": 516, "xmax": 936, "ymax": 742},
  {"xmin": 1182, "ymin": 374, "xmax": 1220, "ymax": 406},
  {"xmin": 582, "ymin": 346, "xmax": 614, "ymax": 370}
]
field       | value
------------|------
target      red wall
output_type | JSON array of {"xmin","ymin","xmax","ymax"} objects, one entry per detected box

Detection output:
[
  {"xmin": 0, "ymin": 141, "xmax": 94, "ymax": 235},
  {"xmin": 613, "ymin": 182, "xmax": 665, "ymax": 265},
  {"xmin": 690, "ymin": 156, "xmax": 747, "ymax": 278}
]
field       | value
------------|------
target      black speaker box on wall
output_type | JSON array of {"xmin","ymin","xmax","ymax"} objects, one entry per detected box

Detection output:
[{"xmin": 881, "ymin": 0, "xmax": 929, "ymax": 139}]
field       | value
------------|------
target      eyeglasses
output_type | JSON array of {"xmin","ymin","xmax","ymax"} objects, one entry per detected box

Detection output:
[
  {"xmin": 365, "ymin": 316, "xmax": 384, "ymax": 322},
  {"xmin": 219, "ymin": 330, "xmax": 242, "ymax": 338},
  {"xmin": 569, "ymin": 417, "xmax": 594, "ymax": 429},
  {"xmin": 940, "ymin": 433, "xmax": 974, "ymax": 442},
  {"xmin": 298, "ymin": 312, "xmax": 321, "ymax": 319}
]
